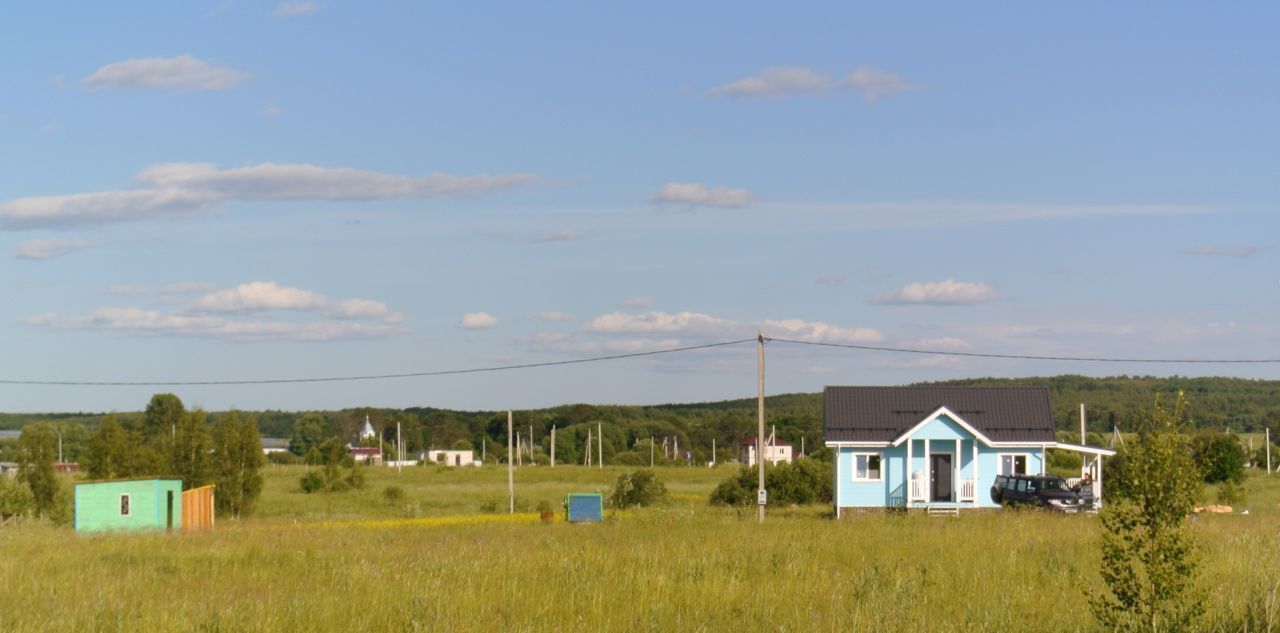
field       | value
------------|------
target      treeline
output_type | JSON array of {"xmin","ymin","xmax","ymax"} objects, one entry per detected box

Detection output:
[{"xmin": 3, "ymin": 376, "xmax": 1280, "ymax": 470}]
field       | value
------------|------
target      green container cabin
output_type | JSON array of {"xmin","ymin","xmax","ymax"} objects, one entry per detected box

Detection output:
[{"xmin": 74, "ymin": 477, "xmax": 183, "ymax": 533}]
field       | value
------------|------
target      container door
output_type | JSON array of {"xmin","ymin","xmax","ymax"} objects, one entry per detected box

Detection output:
[{"xmin": 166, "ymin": 490, "xmax": 174, "ymax": 529}]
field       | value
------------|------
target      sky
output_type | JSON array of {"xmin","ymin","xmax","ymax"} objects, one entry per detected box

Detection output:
[{"xmin": 1, "ymin": 2, "xmax": 1277, "ymax": 413}]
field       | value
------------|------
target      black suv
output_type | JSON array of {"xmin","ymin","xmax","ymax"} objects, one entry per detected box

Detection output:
[{"xmin": 990, "ymin": 474, "xmax": 1093, "ymax": 512}]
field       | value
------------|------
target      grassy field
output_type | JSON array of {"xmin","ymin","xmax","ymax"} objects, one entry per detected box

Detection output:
[{"xmin": 2, "ymin": 465, "xmax": 1279, "ymax": 632}]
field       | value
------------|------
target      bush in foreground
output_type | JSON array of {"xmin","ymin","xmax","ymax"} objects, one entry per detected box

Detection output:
[
  {"xmin": 709, "ymin": 459, "xmax": 832, "ymax": 507},
  {"xmin": 609, "ymin": 469, "xmax": 668, "ymax": 509}
]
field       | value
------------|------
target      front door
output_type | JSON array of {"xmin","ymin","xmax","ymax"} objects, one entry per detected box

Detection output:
[{"xmin": 930, "ymin": 454, "xmax": 953, "ymax": 502}]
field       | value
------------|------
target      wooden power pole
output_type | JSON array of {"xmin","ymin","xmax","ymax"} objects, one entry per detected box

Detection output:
[
  {"xmin": 550, "ymin": 425, "xmax": 556, "ymax": 468},
  {"xmin": 757, "ymin": 331, "xmax": 766, "ymax": 524},
  {"xmin": 598, "ymin": 422, "xmax": 603, "ymax": 469}
]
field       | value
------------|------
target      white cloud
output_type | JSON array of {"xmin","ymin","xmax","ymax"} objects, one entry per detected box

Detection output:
[
  {"xmin": 0, "ymin": 188, "xmax": 220, "ymax": 230},
  {"xmin": 1, "ymin": 162, "xmax": 536, "ymax": 230},
  {"xmin": 708, "ymin": 66, "xmax": 829, "ymax": 99},
  {"xmin": 24, "ymin": 308, "xmax": 401, "ymax": 342},
  {"xmin": 134, "ymin": 162, "xmax": 536, "ymax": 201},
  {"xmin": 83, "ymin": 55, "xmax": 248, "ymax": 91},
  {"xmin": 872, "ymin": 279, "xmax": 999, "ymax": 305},
  {"xmin": 840, "ymin": 65, "xmax": 920, "ymax": 102},
  {"xmin": 107, "ymin": 282, "xmax": 216, "ymax": 296},
  {"xmin": 531, "ymin": 231, "xmax": 588, "ymax": 244},
  {"xmin": 263, "ymin": 103, "xmax": 283, "ymax": 117},
  {"xmin": 13, "ymin": 239, "xmax": 94, "ymax": 260},
  {"xmin": 761, "ymin": 319, "xmax": 885, "ymax": 343},
  {"xmin": 25, "ymin": 282, "xmax": 404, "ymax": 342},
  {"xmin": 616, "ymin": 296, "xmax": 653, "ymax": 308},
  {"xmin": 586, "ymin": 311, "xmax": 734, "ymax": 335},
  {"xmin": 649, "ymin": 182, "xmax": 752, "ymax": 208},
  {"xmin": 536, "ymin": 311, "xmax": 576, "ymax": 322},
  {"xmin": 459, "ymin": 312, "xmax": 498, "ymax": 329},
  {"xmin": 193, "ymin": 281, "xmax": 327, "ymax": 312},
  {"xmin": 325, "ymin": 298, "xmax": 392, "ymax": 320},
  {"xmin": 521, "ymin": 331, "xmax": 682, "ymax": 355},
  {"xmin": 1188, "ymin": 245, "xmax": 1262, "ymax": 258},
  {"xmin": 272, "ymin": 2, "xmax": 320, "ymax": 17}
]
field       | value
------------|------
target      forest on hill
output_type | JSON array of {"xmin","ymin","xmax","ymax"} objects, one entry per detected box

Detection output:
[{"xmin": 2, "ymin": 375, "xmax": 1279, "ymax": 466}]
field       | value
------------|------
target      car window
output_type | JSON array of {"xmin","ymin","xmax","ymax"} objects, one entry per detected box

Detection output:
[
  {"xmin": 1026, "ymin": 480, "xmax": 1037, "ymax": 492},
  {"xmin": 1042, "ymin": 478, "xmax": 1069, "ymax": 492},
  {"xmin": 1016, "ymin": 479, "xmax": 1027, "ymax": 493}
]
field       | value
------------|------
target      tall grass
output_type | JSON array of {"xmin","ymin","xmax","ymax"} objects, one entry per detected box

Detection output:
[{"xmin": 1, "ymin": 466, "xmax": 1278, "ymax": 631}]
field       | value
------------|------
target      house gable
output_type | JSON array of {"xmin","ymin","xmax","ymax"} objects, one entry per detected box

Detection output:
[{"xmin": 890, "ymin": 407, "xmax": 991, "ymax": 446}]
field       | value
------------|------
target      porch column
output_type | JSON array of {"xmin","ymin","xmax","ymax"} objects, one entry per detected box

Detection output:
[
  {"xmin": 973, "ymin": 440, "xmax": 979, "ymax": 501},
  {"xmin": 1041, "ymin": 445, "xmax": 1047, "ymax": 475},
  {"xmin": 955, "ymin": 438, "xmax": 961, "ymax": 501},
  {"xmin": 1096, "ymin": 456, "xmax": 1104, "ymax": 508},
  {"xmin": 924, "ymin": 438, "xmax": 931, "ymax": 501},
  {"xmin": 905, "ymin": 438, "xmax": 913, "ymax": 502}
]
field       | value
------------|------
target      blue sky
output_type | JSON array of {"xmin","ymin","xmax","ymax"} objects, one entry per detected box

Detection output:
[{"xmin": 1, "ymin": 2, "xmax": 1276, "ymax": 412}]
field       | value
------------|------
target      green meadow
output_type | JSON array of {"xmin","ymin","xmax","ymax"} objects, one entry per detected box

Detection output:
[{"xmin": 2, "ymin": 465, "xmax": 1278, "ymax": 632}]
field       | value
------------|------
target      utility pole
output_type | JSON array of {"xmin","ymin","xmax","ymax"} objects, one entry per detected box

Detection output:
[
  {"xmin": 397, "ymin": 420, "xmax": 403, "ymax": 474},
  {"xmin": 711, "ymin": 437, "xmax": 716, "ymax": 466},
  {"xmin": 1268, "ymin": 428, "xmax": 1272, "ymax": 475},
  {"xmin": 550, "ymin": 425, "xmax": 556, "ymax": 468},
  {"xmin": 585, "ymin": 429, "xmax": 591, "ymax": 466},
  {"xmin": 57, "ymin": 431, "xmax": 63, "ymax": 465},
  {"xmin": 757, "ymin": 331, "xmax": 766, "ymax": 524},
  {"xmin": 507, "ymin": 410, "xmax": 514, "ymax": 514},
  {"xmin": 598, "ymin": 422, "xmax": 603, "ymax": 469}
]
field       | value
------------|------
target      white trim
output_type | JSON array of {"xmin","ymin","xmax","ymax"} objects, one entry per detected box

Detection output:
[
  {"xmin": 851, "ymin": 452, "xmax": 883, "ymax": 482},
  {"xmin": 997, "ymin": 452, "xmax": 1030, "ymax": 476},
  {"xmin": 825, "ymin": 441, "xmax": 892, "ymax": 448},
  {"xmin": 1052, "ymin": 442, "xmax": 1117, "ymax": 457},
  {"xmin": 891, "ymin": 406, "xmax": 994, "ymax": 447}
]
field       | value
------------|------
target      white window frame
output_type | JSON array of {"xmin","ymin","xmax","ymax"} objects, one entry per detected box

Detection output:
[
  {"xmin": 119, "ymin": 493, "xmax": 131, "ymax": 517},
  {"xmin": 852, "ymin": 452, "xmax": 883, "ymax": 482},
  {"xmin": 998, "ymin": 453, "xmax": 1028, "ymax": 476}
]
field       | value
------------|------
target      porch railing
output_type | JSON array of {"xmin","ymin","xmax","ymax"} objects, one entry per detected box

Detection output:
[
  {"xmin": 959, "ymin": 479, "xmax": 976, "ymax": 502},
  {"xmin": 909, "ymin": 476, "xmax": 927, "ymax": 502}
]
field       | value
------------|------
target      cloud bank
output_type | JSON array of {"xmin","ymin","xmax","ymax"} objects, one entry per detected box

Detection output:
[
  {"xmin": 1, "ymin": 162, "xmax": 537, "ymax": 230},
  {"xmin": 83, "ymin": 55, "xmax": 248, "ymax": 91},
  {"xmin": 25, "ymin": 281, "xmax": 403, "ymax": 342},
  {"xmin": 649, "ymin": 182, "xmax": 752, "ymax": 208}
]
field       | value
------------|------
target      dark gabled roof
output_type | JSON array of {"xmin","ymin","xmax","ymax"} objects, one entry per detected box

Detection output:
[{"xmin": 824, "ymin": 386, "xmax": 1057, "ymax": 443}]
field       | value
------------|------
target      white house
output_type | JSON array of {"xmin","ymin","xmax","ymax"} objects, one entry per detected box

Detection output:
[
  {"xmin": 739, "ymin": 436, "xmax": 793, "ymax": 467},
  {"xmin": 423, "ymin": 450, "xmax": 475, "ymax": 467}
]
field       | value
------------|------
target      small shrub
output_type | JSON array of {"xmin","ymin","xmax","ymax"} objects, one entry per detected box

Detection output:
[
  {"xmin": 299, "ymin": 471, "xmax": 325, "ymax": 494},
  {"xmin": 0, "ymin": 476, "xmax": 34, "ymax": 520},
  {"xmin": 609, "ymin": 469, "xmax": 668, "ymax": 509},
  {"xmin": 535, "ymin": 500, "xmax": 554, "ymax": 514},
  {"xmin": 479, "ymin": 500, "xmax": 499, "ymax": 514},
  {"xmin": 383, "ymin": 486, "xmax": 405, "ymax": 503},
  {"xmin": 1216, "ymin": 480, "xmax": 1244, "ymax": 506}
]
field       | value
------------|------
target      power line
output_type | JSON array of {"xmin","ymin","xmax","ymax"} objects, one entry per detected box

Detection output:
[
  {"xmin": 765, "ymin": 337, "xmax": 1280, "ymax": 364},
  {"xmin": 0, "ymin": 338, "xmax": 756, "ymax": 387}
]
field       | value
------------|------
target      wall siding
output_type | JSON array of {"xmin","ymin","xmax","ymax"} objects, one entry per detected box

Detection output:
[{"xmin": 74, "ymin": 479, "xmax": 183, "ymax": 532}]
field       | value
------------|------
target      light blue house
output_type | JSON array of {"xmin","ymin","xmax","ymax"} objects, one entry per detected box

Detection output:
[{"xmin": 824, "ymin": 386, "xmax": 1113, "ymax": 515}]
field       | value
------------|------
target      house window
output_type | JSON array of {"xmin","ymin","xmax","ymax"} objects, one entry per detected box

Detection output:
[
  {"xmin": 853, "ymin": 453, "xmax": 882, "ymax": 481},
  {"xmin": 999, "ymin": 454, "xmax": 1027, "ymax": 476},
  {"xmin": 120, "ymin": 494, "xmax": 131, "ymax": 517}
]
